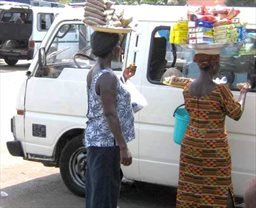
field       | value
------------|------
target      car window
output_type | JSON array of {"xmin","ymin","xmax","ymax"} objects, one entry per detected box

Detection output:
[
  {"xmin": 1, "ymin": 11, "xmax": 29, "ymax": 23},
  {"xmin": 37, "ymin": 13, "xmax": 54, "ymax": 31},
  {"xmin": 147, "ymin": 26, "xmax": 256, "ymax": 92}
]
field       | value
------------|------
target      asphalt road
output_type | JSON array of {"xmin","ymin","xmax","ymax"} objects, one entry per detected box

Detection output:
[{"xmin": 0, "ymin": 59, "xmax": 177, "ymax": 208}]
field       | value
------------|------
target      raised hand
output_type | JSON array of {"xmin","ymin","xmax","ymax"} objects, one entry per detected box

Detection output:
[{"xmin": 123, "ymin": 64, "xmax": 137, "ymax": 81}]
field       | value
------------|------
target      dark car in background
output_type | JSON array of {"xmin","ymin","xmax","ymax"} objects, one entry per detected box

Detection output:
[{"xmin": 0, "ymin": 1, "xmax": 62, "ymax": 65}]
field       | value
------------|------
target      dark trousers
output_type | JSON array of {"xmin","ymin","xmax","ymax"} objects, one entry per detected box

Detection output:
[{"xmin": 86, "ymin": 146, "xmax": 120, "ymax": 208}]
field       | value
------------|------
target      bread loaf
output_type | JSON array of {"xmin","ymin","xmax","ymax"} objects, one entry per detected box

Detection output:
[
  {"xmin": 84, "ymin": 16, "xmax": 106, "ymax": 25},
  {"xmin": 84, "ymin": 10, "xmax": 106, "ymax": 21},
  {"xmin": 87, "ymin": 0, "xmax": 105, "ymax": 9},
  {"xmin": 83, "ymin": 0, "xmax": 133, "ymax": 29},
  {"xmin": 85, "ymin": 2, "xmax": 105, "ymax": 12}
]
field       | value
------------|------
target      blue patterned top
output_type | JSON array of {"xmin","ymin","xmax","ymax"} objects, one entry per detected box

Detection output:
[{"xmin": 84, "ymin": 69, "xmax": 135, "ymax": 147}]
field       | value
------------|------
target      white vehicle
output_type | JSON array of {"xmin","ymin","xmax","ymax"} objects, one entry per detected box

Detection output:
[
  {"xmin": 0, "ymin": 1, "xmax": 64, "ymax": 66},
  {"xmin": 6, "ymin": 5, "xmax": 256, "ymax": 198}
]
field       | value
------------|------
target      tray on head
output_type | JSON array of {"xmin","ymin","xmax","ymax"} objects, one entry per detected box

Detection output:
[
  {"xmin": 91, "ymin": 26, "xmax": 133, "ymax": 34},
  {"xmin": 181, "ymin": 43, "xmax": 241, "ymax": 54}
]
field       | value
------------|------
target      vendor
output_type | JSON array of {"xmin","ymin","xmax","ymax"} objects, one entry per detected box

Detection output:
[{"xmin": 165, "ymin": 52, "xmax": 251, "ymax": 208}]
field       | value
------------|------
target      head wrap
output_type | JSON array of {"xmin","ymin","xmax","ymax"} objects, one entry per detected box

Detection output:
[
  {"xmin": 193, "ymin": 53, "xmax": 220, "ymax": 70},
  {"xmin": 91, "ymin": 31, "xmax": 119, "ymax": 58}
]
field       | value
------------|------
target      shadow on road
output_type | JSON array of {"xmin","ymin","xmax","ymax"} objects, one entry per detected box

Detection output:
[
  {"xmin": 0, "ymin": 173, "xmax": 84, "ymax": 208},
  {"xmin": 0, "ymin": 59, "xmax": 30, "ymax": 73},
  {"xmin": 119, "ymin": 181, "xmax": 177, "ymax": 208},
  {"xmin": 0, "ymin": 173, "xmax": 177, "ymax": 208},
  {"xmin": 0, "ymin": 69, "xmax": 28, "ymax": 73}
]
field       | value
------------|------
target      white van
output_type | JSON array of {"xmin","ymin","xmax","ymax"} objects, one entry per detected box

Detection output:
[
  {"xmin": 6, "ymin": 5, "xmax": 256, "ymax": 199},
  {"xmin": 0, "ymin": 1, "xmax": 63, "ymax": 65}
]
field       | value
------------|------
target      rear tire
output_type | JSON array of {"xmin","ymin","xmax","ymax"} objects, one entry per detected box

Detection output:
[
  {"xmin": 4, "ymin": 58, "xmax": 18, "ymax": 66},
  {"xmin": 59, "ymin": 135, "xmax": 86, "ymax": 197}
]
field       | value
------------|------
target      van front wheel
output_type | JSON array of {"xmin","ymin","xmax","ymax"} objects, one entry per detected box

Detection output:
[
  {"xmin": 59, "ymin": 135, "xmax": 86, "ymax": 197},
  {"xmin": 4, "ymin": 58, "xmax": 18, "ymax": 66}
]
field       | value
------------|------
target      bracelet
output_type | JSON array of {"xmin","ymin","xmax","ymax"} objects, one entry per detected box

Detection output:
[{"xmin": 120, "ymin": 75, "xmax": 126, "ymax": 83}]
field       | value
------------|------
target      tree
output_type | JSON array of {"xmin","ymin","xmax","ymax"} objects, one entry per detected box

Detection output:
[
  {"xmin": 225, "ymin": 0, "xmax": 256, "ymax": 7},
  {"xmin": 59, "ymin": 0, "xmax": 72, "ymax": 4},
  {"xmin": 111, "ymin": 0, "xmax": 187, "ymax": 5},
  {"xmin": 65, "ymin": 0, "xmax": 187, "ymax": 5}
]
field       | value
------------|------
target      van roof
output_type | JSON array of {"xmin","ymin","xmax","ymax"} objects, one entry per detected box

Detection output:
[
  {"xmin": 55, "ymin": 5, "xmax": 256, "ymax": 29},
  {"xmin": 30, "ymin": 5, "xmax": 64, "ymax": 13}
]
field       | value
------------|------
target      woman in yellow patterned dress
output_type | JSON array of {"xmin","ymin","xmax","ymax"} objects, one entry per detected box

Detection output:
[{"xmin": 168, "ymin": 53, "xmax": 251, "ymax": 208}]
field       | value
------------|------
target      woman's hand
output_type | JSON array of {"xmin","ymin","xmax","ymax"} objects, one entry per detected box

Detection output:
[
  {"xmin": 237, "ymin": 82, "xmax": 251, "ymax": 110},
  {"xmin": 123, "ymin": 64, "xmax": 137, "ymax": 81},
  {"xmin": 237, "ymin": 82, "xmax": 251, "ymax": 93},
  {"xmin": 120, "ymin": 147, "xmax": 132, "ymax": 166}
]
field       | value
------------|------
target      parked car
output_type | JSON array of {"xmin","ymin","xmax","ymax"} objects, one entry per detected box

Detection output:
[{"xmin": 0, "ymin": 1, "xmax": 63, "ymax": 66}]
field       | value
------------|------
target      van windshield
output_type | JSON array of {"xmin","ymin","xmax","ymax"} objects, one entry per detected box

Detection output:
[{"xmin": 36, "ymin": 23, "xmax": 128, "ymax": 78}]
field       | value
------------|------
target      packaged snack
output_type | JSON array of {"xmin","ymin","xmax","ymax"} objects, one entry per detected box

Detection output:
[
  {"xmin": 174, "ymin": 6, "xmax": 246, "ymax": 45},
  {"xmin": 196, "ymin": 20, "xmax": 214, "ymax": 28},
  {"xmin": 170, "ymin": 20, "xmax": 188, "ymax": 44}
]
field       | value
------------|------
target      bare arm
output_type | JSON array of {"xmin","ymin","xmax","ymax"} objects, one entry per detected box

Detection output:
[
  {"xmin": 97, "ymin": 72, "xmax": 132, "ymax": 166},
  {"xmin": 237, "ymin": 82, "xmax": 251, "ymax": 110}
]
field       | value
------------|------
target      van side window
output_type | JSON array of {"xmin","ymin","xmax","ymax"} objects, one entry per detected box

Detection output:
[
  {"xmin": 38, "ymin": 13, "xmax": 54, "ymax": 31},
  {"xmin": 219, "ymin": 30, "xmax": 256, "ymax": 92},
  {"xmin": 148, "ymin": 26, "xmax": 256, "ymax": 92}
]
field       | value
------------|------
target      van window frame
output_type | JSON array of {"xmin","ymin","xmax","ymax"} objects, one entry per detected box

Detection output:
[{"xmin": 147, "ymin": 25, "xmax": 172, "ymax": 85}]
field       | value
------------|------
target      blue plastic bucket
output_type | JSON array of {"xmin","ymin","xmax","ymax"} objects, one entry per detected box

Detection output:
[{"xmin": 173, "ymin": 105, "xmax": 190, "ymax": 145}]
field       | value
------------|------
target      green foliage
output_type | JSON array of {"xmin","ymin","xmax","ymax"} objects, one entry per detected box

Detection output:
[
  {"xmin": 114, "ymin": 0, "xmax": 187, "ymax": 5},
  {"xmin": 66, "ymin": 0, "xmax": 255, "ymax": 6},
  {"xmin": 66, "ymin": 0, "xmax": 187, "ymax": 5},
  {"xmin": 225, "ymin": 0, "xmax": 256, "ymax": 7},
  {"xmin": 59, "ymin": 0, "xmax": 72, "ymax": 4}
]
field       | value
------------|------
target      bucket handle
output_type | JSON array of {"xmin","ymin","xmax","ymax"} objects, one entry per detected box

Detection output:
[{"xmin": 173, "ymin": 104, "xmax": 185, "ymax": 117}]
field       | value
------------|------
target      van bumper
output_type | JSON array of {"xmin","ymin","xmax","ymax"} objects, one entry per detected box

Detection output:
[
  {"xmin": 0, "ymin": 48, "xmax": 34, "ymax": 60},
  {"xmin": 8, "ymin": 117, "xmax": 24, "ymax": 157},
  {"xmin": 6, "ymin": 141, "xmax": 24, "ymax": 157}
]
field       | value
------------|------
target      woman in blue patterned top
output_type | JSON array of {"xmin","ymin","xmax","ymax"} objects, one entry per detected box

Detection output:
[{"xmin": 85, "ymin": 31, "xmax": 136, "ymax": 208}]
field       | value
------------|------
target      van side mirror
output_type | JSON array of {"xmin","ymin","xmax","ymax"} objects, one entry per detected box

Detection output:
[{"xmin": 38, "ymin": 47, "xmax": 46, "ymax": 67}]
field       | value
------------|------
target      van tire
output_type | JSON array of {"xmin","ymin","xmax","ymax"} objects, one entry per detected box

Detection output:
[
  {"xmin": 59, "ymin": 135, "xmax": 86, "ymax": 197},
  {"xmin": 4, "ymin": 58, "xmax": 18, "ymax": 66}
]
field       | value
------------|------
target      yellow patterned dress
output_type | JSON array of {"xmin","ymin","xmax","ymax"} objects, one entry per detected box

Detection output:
[{"xmin": 175, "ymin": 81, "xmax": 243, "ymax": 208}]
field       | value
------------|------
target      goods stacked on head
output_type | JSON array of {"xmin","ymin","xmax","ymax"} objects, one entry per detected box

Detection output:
[
  {"xmin": 170, "ymin": 5, "xmax": 247, "ymax": 45},
  {"xmin": 169, "ymin": 20, "xmax": 188, "ymax": 44},
  {"xmin": 83, "ymin": 0, "xmax": 133, "ymax": 29}
]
